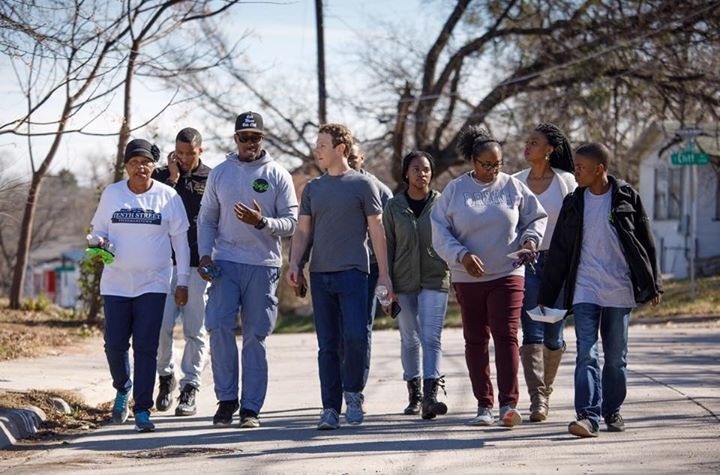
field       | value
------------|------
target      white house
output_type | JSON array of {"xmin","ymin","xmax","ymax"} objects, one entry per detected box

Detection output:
[{"xmin": 635, "ymin": 122, "xmax": 720, "ymax": 279}]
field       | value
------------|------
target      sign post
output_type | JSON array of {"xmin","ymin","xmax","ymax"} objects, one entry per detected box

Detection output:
[{"xmin": 670, "ymin": 127, "xmax": 708, "ymax": 300}]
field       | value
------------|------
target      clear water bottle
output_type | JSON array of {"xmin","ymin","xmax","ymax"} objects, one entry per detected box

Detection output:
[{"xmin": 375, "ymin": 285, "xmax": 391, "ymax": 307}]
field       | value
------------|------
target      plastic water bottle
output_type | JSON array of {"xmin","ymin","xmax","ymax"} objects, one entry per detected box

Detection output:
[{"xmin": 375, "ymin": 285, "xmax": 391, "ymax": 307}]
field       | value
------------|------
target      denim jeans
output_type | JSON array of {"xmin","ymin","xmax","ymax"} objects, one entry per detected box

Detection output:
[
  {"xmin": 397, "ymin": 289, "xmax": 448, "ymax": 380},
  {"xmin": 204, "ymin": 261, "xmax": 280, "ymax": 414},
  {"xmin": 157, "ymin": 267, "xmax": 208, "ymax": 388},
  {"xmin": 521, "ymin": 251, "xmax": 564, "ymax": 350},
  {"xmin": 364, "ymin": 261, "xmax": 379, "ymax": 386},
  {"xmin": 103, "ymin": 292, "xmax": 166, "ymax": 413},
  {"xmin": 310, "ymin": 269, "xmax": 369, "ymax": 413},
  {"xmin": 572, "ymin": 303, "xmax": 631, "ymax": 428}
]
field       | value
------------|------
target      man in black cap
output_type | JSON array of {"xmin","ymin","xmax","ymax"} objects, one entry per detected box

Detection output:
[{"xmin": 197, "ymin": 111, "xmax": 298, "ymax": 428}]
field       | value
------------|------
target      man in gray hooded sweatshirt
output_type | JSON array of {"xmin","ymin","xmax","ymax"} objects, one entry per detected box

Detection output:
[{"xmin": 197, "ymin": 111, "xmax": 298, "ymax": 429}]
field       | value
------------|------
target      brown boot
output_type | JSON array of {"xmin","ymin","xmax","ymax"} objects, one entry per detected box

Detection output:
[
  {"xmin": 543, "ymin": 343, "xmax": 566, "ymax": 416},
  {"xmin": 404, "ymin": 378, "xmax": 422, "ymax": 415},
  {"xmin": 520, "ymin": 344, "xmax": 547, "ymax": 422}
]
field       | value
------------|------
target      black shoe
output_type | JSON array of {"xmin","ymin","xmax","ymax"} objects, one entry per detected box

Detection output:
[
  {"xmin": 239, "ymin": 408, "xmax": 260, "ymax": 428},
  {"xmin": 213, "ymin": 399, "xmax": 239, "ymax": 426},
  {"xmin": 155, "ymin": 374, "xmax": 177, "ymax": 412},
  {"xmin": 605, "ymin": 412, "xmax": 626, "ymax": 432},
  {"xmin": 421, "ymin": 377, "xmax": 448, "ymax": 420},
  {"xmin": 568, "ymin": 418, "xmax": 599, "ymax": 438},
  {"xmin": 403, "ymin": 378, "xmax": 422, "ymax": 415},
  {"xmin": 175, "ymin": 384, "xmax": 198, "ymax": 416}
]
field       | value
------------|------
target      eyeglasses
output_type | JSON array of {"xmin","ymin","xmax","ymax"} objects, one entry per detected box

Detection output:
[
  {"xmin": 475, "ymin": 160, "xmax": 502, "ymax": 170},
  {"xmin": 126, "ymin": 158, "xmax": 155, "ymax": 169},
  {"xmin": 236, "ymin": 133, "xmax": 263, "ymax": 144}
]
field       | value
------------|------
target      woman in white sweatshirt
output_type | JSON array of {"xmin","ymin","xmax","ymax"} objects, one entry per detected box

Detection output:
[{"xmin": 430, "ymin": 126, "xmax": 547, "ymax": 428}]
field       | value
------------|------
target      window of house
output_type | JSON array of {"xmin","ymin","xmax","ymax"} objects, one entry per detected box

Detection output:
[{"xmin": 654, "ymin": 167, "xmax": 682, "ymax": 220}]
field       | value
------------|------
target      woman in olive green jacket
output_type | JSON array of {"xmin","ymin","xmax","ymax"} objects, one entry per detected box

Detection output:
[{"xmin": 383, "ymin": 151, "xmax": 450, "ymax": 420}]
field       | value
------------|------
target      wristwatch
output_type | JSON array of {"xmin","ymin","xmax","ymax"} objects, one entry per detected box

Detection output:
[{"xmin": 254, "ymin": 217, "xmax": 268, "ymax": 230}]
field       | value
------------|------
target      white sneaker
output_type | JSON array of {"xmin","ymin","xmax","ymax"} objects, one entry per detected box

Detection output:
[
  {"xmin": 469, "ymin": 407, "xmax": 494, "ymax": 426},
  {"xmin": 344, "ymin": 391, "xmax": 364, "ymax": 425},
  {"xmin": 499, "ymin": 406, "xmax": 522, "ymax": 427}
]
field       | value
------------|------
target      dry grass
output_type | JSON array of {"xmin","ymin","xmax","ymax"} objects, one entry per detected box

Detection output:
[{"xmin": 0, "ymin": 299, "xmax": 100, "ymax": 361}]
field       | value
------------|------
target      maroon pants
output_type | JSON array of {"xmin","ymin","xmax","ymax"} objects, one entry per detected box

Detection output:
[{"xmin": 454, "ymin": 275, "xmax": 524, "ymax": 409}]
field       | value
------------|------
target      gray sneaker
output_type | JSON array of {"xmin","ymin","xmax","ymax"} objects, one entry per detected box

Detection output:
[
  {"xmin": 344, "ymin": 391, "xmax": 364, "ymax": 425},
  {"xmin": 499, "ymin": 406, "xmax": 522, "ymax": 427},
  {"xmin": 469, "ymin": 407, "xmax": 494, "ymax": 426},
  {"xmin": 317, "ymin": 408, "xmax": 340, "ymax": 430}
]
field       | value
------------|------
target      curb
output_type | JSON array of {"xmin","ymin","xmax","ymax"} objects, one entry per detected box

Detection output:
[{"xmin": 0, "ymin": 405, "xmax": 46, "ymax": 449}]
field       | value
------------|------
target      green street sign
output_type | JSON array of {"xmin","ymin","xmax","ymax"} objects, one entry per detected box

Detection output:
[
  {"xmin": 671, "ymin": 151, "xmax": 709, "ymax": 165},
  {"xmin": 671, "ymin": 141, "xmax": 710, "ymax": 165}
]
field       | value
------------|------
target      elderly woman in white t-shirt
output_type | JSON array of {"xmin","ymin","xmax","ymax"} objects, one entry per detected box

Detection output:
[
  {"xmin": 89, "ymin": 138, "xmax": 190, "ymax": 433},
  {"xmin": 513, "ymin": 123, "xmax": 577, "ymax": 423}
]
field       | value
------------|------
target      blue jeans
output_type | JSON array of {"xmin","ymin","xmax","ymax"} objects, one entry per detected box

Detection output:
[
  {"xmin": 157, "ymin": 267, "xmax": 208, "ymax": 388},
  {"xmin": 572, "ymin": 303, "xmax": 631, "ymax": 428},
  {"xmin": 397, "ymin": 289, "xmax": 448, "ymax": 380},
  {"xmin": 204, "ymin": 261, "xmax": 280, "ymax": 414},
  {"xmin": 103, "ymin": 293, "xmax": 166, "ymax": 413},
  {"xmin": 364, "ymin": 261, "xmax": 379, "ymax": 386},
  {"xmin": 521, "ymin": 251, "xmax": 564, "ymax": 350},
  {"xmin": 310, "ymin": 269, "xmax": 369, "ymax": 413}
]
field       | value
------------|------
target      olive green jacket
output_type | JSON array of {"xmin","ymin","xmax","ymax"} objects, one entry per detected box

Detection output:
[{"xmin": 383, "ymin": 190, "xmax": 450, "ymax": 293}]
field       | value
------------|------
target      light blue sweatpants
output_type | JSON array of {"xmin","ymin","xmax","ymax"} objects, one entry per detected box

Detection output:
[{"xmin": 204, "ymin": 260, "xmax": 280, "ymax": 414}]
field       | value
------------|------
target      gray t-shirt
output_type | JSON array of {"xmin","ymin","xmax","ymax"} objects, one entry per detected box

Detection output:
[
  {"xmin": 573, "ymin": 188, "xmax": 636, "ymax": 308},
  {"xmin": 300, "ymin": 169, "xmax": 383, "ymax": 273}
]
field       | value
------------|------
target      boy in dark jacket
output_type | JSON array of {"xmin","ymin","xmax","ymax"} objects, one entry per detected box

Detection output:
[{"xmin": 539, "ymin": 142, "xmax": 662, "ymax": 438}]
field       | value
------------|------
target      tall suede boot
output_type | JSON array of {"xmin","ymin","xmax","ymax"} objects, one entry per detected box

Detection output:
[
  {"xmin": 422, "ymin": 377, "xmax": 448, "ymax": 420},
  {"xmin": 543, "ymin": 343, "xmax": 566, "ymax": 414},
  {"xmin": 520, "ymin": 344, "xmax": 548, "ymax": 422},
  {"xmin": 404, "ymin": 378, "xmax": 422, "ymax": 415}
]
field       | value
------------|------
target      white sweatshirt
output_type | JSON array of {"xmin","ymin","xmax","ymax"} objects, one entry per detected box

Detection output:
[
  {"xmin": 431, "ymin": 172, "xmax": 547, "ymax": 283},
  {"xmin": 90, "ymin": 180, "xmax": 190, "ymax": 297}
]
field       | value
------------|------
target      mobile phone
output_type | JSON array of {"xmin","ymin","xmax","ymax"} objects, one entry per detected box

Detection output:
[
  {"xmin": 390, "ymin": 301, "xmax": 401, "ymax": 318},
  {"xmin": 299, "ymin": 282, "xmax": 307, "ymax": 298}
]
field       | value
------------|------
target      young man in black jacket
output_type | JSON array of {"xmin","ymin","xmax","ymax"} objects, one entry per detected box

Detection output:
[{"xmin": 539, "ymin": 142, "xmax": 662, "ymax": 438}]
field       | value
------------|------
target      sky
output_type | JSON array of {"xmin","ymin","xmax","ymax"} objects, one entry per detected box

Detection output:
[{"xmin": 0, "ymin": 0, "xmax": 438, "ymax": 185}]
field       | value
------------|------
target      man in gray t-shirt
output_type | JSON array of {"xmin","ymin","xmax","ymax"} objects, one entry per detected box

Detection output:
[{"xmin": 287, "ymin": 124, "xmax": 393, "ymax": 431}]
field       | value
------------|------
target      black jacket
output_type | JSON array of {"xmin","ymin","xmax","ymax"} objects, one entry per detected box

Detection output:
[
  {"xmin": 153, "ymin": 161, "xmax": 211, "ymax": 267},
  {"xmin": 539, "ymin": 175, "xmax": 662, "ymax": 309}
]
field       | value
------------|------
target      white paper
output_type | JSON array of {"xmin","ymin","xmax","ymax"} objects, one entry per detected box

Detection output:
[
  {"xmin": 527, "ymin": 305, "xmax": 567, "ymax": 323},
  {"xmin": 506, "ymin": 250, "xmax": 535, "ymax": 260}
]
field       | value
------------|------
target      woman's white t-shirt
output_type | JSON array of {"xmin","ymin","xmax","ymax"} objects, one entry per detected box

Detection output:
[{"xmin": 90, "ymin": 180, "xmax": 189, "ymax": 297}]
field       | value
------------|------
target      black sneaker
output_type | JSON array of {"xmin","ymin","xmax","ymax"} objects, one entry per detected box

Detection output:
[
  {"xmin": 239, "ymin": 408, "xmax": 260, "ymax": 428},
  {"xmin": 175, "ymin": 384, "xmax": 198, "ymax": 416},
  {"xmin": 605, "ymin": 412, "xmax": 626, "ymax": 432},
  {"xmin": 213, "ymin": 399, "xmax": 239, "ymax": 426},
  {"xmin": 155, "ymin": 374, "xmax": 177, "ymax": 412}
]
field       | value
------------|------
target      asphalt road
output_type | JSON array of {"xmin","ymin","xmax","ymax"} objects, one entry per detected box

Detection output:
[{"xmin": 1, "ymin": 321, "xmax": 719, "ymax": 474}]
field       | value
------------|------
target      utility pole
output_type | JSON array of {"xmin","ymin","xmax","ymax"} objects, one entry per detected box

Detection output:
[{"xmin": 315, "ymin": 0, "xmax": 327, "ymax": 125}]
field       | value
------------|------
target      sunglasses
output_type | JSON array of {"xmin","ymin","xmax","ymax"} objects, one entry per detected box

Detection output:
[
  {"xmin": 475, "ymin": 160, "xmax": 502, "ymax": 170},
  {"xmin": 235, "ymin": 133, "xmax": 264, "ymax": 144}
]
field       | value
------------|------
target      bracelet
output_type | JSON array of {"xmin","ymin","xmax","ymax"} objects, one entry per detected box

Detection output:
[
  {"xmin": 176, "ymin": 285, "xmax": 188, "ymax": 289},
  {"xmin": 165, "ymin": 178, "xmax": 178, "ymax": 186}
]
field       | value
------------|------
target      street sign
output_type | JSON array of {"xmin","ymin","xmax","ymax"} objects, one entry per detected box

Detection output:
[
  {"xmin": 671, "ymin": 150, "xmax": 709, "ymax": 165},
  {"xmin": 670, "ymin": 140, "xmax": 709, "ymax": 165}
]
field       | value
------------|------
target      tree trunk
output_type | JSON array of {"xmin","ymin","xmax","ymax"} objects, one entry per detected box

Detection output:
[
  {"xmin": 8, "ymin": 174, "xmax": 42, "ymax": 308},
  {"xmin": 113, "ymin": 46, "xmax": 139, "ymax": 182}
]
